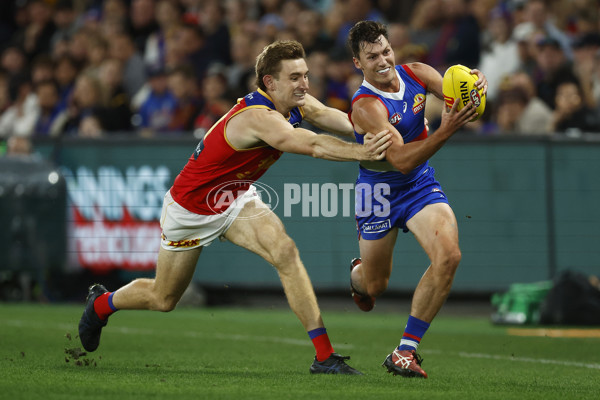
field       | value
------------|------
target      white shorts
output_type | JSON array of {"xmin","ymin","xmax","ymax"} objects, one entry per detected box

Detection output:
[{"xmin": 160, "ymin": 185, "xmax": 259, "ymax": 251}]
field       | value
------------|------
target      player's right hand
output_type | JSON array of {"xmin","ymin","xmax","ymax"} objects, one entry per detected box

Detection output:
[
  {"xmin": 363, "ymin": 129, "xmax": 392, "ymax": 160},
  {"xmin": 440, "ymin": 98, "xmax": 478, "ymax": 135}
]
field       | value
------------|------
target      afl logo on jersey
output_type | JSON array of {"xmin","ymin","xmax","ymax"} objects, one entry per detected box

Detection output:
[
  {"xmin": 412, "ymin": 93, "xmax": 426, "ymax": 114},
  {"xmin": 389, "ymin": 112, "xmax": 402, "ymax": 125}
]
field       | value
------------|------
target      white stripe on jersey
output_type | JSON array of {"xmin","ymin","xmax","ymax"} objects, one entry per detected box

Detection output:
[{"xmin": 361, "ymin": 68, "xmax": 406, "ymax": 100}]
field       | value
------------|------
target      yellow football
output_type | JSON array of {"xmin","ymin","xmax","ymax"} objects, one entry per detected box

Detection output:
[{"xmin": 442, "ymin": 64, "xmax": 486, "ymax": 121}]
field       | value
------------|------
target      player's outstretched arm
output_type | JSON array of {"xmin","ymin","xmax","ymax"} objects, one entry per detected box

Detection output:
[
  {"xmin": 352, "ymin": 96, "xmax": 477, "ymax": 174},
  {"xmin": 301, "ymin": 94, "xmax": 355, "ymax": 138},
  {"xmin": 229, "ymin": 108, "xmax": 391, "ymax": 161}
]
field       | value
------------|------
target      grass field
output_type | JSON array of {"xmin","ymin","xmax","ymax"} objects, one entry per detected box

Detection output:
[{"xmin": 1, "ymin": 302, "xmax": 599, "ymax": 400}]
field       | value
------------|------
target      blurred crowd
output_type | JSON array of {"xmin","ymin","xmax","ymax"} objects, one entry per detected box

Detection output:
[{"xmin": 0, "ymin": 0, "xmax": 599, "ymax": 146}]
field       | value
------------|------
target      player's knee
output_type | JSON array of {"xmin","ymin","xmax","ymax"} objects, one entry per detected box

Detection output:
[
  {"xmin": 270, "ymin": 235, "xmax": 299, "ymax": 267},
  {"xmin": 447, "ymin": 248, "xmax": 462, "ymax": 270},
  {"xmin": 438, "ymin": 247, "xmax": 461, "ymax": 277},
  {"xmin": 366, "ymin": 278, "xmax": 389, "ymax": 297}
]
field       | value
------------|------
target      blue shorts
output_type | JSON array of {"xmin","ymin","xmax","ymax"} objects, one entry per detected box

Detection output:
[{"xmin": 355, "ymin": 166, "xmax": 449, "ymax": 240}]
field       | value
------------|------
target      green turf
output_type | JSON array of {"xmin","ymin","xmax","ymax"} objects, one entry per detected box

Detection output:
[{"xmin": 1, "ymin": 303, "xmax": 599, "ymax": 400}]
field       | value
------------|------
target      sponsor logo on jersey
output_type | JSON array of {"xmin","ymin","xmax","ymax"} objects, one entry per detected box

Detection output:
[
  {"xmin": 412, "ymin": 93, "xmax": 426, "ymax": 114},
  {"xmin": 362, "ymin": 219, "xmax": 391, "ymax": 233},
  {"xmin": 389, "ymin": 112, "xmax": 402, "ymax": 125}
]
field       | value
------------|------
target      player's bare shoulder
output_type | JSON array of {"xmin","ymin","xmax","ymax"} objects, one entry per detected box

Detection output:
[
  {"xmin": 405, "ymin": 62, "xmax": 443, "ymax": 96},
  {"xmin": 351, "ymin": 95, "xmax": 388, "ymax": 135}
]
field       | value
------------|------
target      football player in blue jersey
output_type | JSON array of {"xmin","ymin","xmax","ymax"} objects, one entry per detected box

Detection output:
[{"xmin": 346, "ymin": 20, "xmax": 488, "ymax": 378}]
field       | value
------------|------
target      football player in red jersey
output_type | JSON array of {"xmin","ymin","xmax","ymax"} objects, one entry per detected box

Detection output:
[{"xmin": 79, "ymin": 40, "xmax": 391, "ymax": 374}]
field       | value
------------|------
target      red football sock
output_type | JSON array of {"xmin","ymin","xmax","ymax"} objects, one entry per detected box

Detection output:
[
  {"xmin": 93, "ymin": 292, "xmax": 118, "ymax": 320},
  {"xmin": 309, "ymin": 328, "xmax": 335, "ymax": 361}
]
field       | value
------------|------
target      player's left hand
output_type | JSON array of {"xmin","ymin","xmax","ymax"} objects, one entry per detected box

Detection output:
[
  {"xmin": 470, "ymin": 68, "xmax": 488, "ymax": 96},
  {"xmin": 363, "ymin": 129, "xmax": 392, "ymax": 161}
]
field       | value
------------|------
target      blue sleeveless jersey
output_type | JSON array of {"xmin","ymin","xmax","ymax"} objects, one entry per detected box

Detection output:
[
  {"xmin": 351, "ymin": 65, "xmax": 429, "ymax": 186},
  {"xmin": 351, "ymin": 65, "xmax": 450, "ymax": 237}
]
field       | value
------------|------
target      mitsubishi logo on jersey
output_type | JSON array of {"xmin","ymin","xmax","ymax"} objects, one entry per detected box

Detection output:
[
  {"xmin": 412, "ymin": 93, "xmax": 426, "ymax": 114},
  {"xmin": 389, "ymin": 112, "xmax": 402, "ymax": 125}
]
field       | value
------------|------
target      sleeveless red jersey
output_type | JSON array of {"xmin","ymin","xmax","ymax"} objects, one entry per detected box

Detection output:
[{"xmin": 170, "ymin": 89, "xmax": 304, "ymax": 215}]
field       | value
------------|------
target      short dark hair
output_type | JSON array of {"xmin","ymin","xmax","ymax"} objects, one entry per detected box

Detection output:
[
  {"xmin": 255, "ymin": 40, "xmax": 306, "ymax": 91},
  {"xmin": 347, "ymin": 20, "xmax": 389, "ymax": 59}
]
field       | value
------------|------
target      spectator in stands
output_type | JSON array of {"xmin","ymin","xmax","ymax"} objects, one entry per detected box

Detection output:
[
  {"xmin": 85, "ymin": 34, "xmax": 110, "ymax": 78},
  {"xmin": 295, "ymin": 9, "xmax": 334, "ymax": 55},
  {"xmin": 551, "ymin": 80, "xmax": 600, "ymax": 135},
  {"xmin": 334, "ymin": 0, "xmax": 385, "ymax": 47},
  {"xmin": 478, "ymin": 6, "xmax": 520, "ymax": 102},
  {"xmin": 571, "ymin": 33, "xmax": 600, "ymax": 110},
  {"xmin": 97, "ymin": 58, "xmax": 133, "ymax": 133},
  {"xmin": 175, "ymin": 23, "xmax": 210, "ymax": 82},
  {"xmin": 12, "ymin": 0, "xmax": 56, "ymax": 60},
  {"xmin": 280, "ymin": 0, "xmax": 305, "ymax": 30},
  {"xmin": 193, "ymin": 68, "xmax": 234, "ymax": 136},
  {"xmin": 144, "ymin": 0, "xmax": 183, "ymax": 69},
  {"xmin": 0, "ymin": 68, "xmax": 10, "ymax": 115},
  {"xmin": 199, "ymin": 0, "xmax": 231, "ymax": 66},
  {"xmin": 407, "ymin": 0, "xmax": 444, "ymax": 62},
  {"xmin": 128, "ymin": 0, "xmax": 159, "ymax": 54},
  {"xmin": 507, "ymin": 70, "xmax": 553, "ymax": 135},
  {"xmin": 33, "ymin": 79, "xmax": 68, "ymax": 137},
  {"xmin": 226, "ymin": 33, "xmax": 257, "ymax": 99},
  {"xmin": 323, "ymin": 0, "xmax": 345, "ymax": 42},
  {"xmin": 305, "ymin": 50, "xmax": 328, "ymax": 102},
  {"xmin": 166, "ymin": 65, "xmax": 201, "ymax": 133},
  {"xmin": 67, "ymin": 28, "xmax": 90, "ymax": 65},
  {"xmin": 512, "ymin": 0, "xmax": 573, "ymax": 60},
  {"xmin": 51, "ymin": 0, "xmax": 78, "ymax": 50},
  {"xmin": 388, "ymin": 22, "xmax": 425, "ymax": 64},
  {"xmin": 1, "ymin": 45, "xmax": 27, "ymax": 77},
  {"xmin": 30, "ymin": 54, "xmax": 54, "ymax": 86},
  {"xmin": 110, "ymin": 33, "xmax": 147, "ymax": 99},
  {"xmin": 99, "ymin": 0, "xmax": 129, "ymax": 39},
  {"xmin": 533, "ymin": 36, "xmax": 578, "ymax": 109},
  {"xmin": 78, "ymin": 114, "xmax": 103, "ymax": 137},
  {"xmin": 224, "ymin": 0, "xmax": 251, "ymax": 39},
  {"xmin": 324, "ymin": 47, "xmax": 353, "ymax": 111},
  {"xmin": 0, "ymin": 72, "xmax": 38, "ymax": 139},
  {"xmin": 495, "ymin": 87, "xmax": 542, "ymax": 135},
  {"xmin": 53, "ymin": 54, "xmax": 79, "ymax": 113},
  {"xmin": 62, "ymin": 73, "xmax": 106, "ymax": 136},
  {"xmin": 102, "ymin": 0, "xmax": 129, "ymax": 28},
  {"xmin": 135, "ymin": 66, "xmax": 177, "ymax": 136},
  {"xmin": 427, "ymin": 0, "xmax": 481, "ymax": 72}
]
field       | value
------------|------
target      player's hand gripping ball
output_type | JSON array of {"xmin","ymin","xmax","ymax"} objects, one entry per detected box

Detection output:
[{"xmin": 442, "ymin": 64, "xmax": 486, "ymax": 121}]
